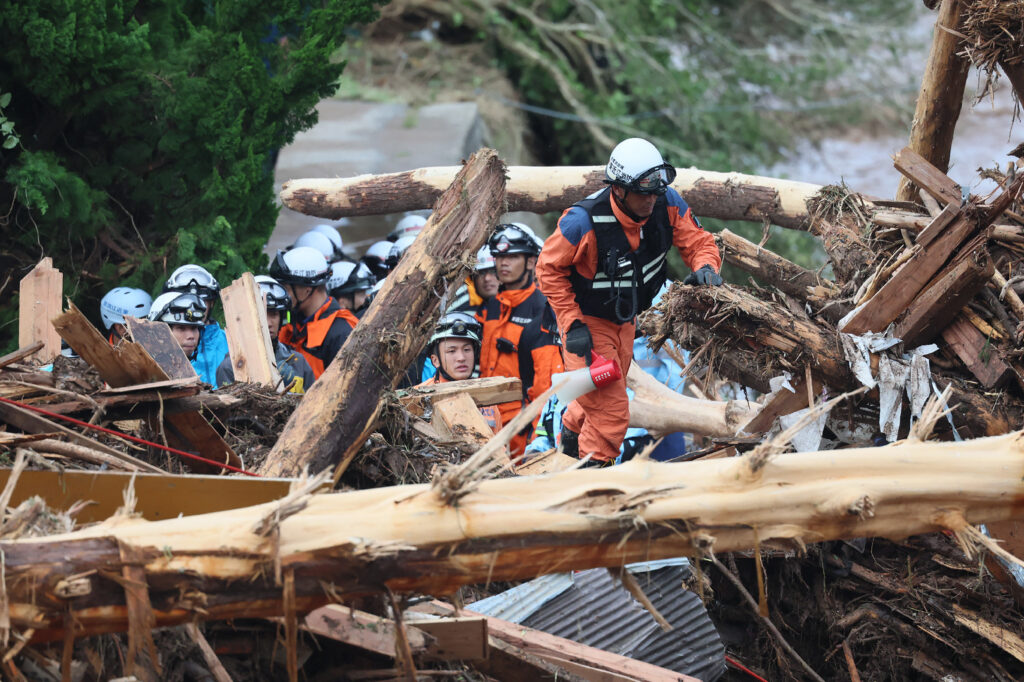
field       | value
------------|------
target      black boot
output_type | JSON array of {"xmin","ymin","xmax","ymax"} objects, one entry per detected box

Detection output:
[{"xmin": 561, "ymin": 427, "xmax": 580, "ymax": 458}]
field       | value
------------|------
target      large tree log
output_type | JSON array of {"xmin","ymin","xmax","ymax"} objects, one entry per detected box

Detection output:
[
  {"xmin": 7, "ymin": 433, "xmax": 1024, "ymax": 642},
  {"xmin": 259, "ymin": 149, "xmax": 508, "ymax": 478},
  {"xmin": 896, "ymin": 0, "xmax": 970, "ymax": 202},
  {"xmin": 626, "ymin": 362, "xmax": 756, "ymax": 437},
  {"xmin": 717, "ymin": 229, "xmax": 841, "ymax": 310},
  {"xmin": 281, "ymin": 165, "xmax": 826, "ymax": 230}
]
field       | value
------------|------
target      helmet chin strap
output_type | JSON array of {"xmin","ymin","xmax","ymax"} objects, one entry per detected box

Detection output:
[{"xmin": 611, "ymin": 187, "xmax": 646, "ymax": 223}]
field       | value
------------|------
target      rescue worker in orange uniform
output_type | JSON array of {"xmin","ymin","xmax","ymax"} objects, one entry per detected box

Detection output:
[
  {"xmin": 479, "ymin": 223, "xmax": 564, "ymax": 455},
  {"xmin": 270, "ymin": 246, "xmax": 359, "ymax": 379},
  {"xmin": 449, "ymin": 245, "xmax": 500, "ymax": 316},
  {"xmin": 418, "ymin": 312, "xmax": 500, "ymax": 432},
  {"xmin": 536, "ymin": 138, "xmax": 723, "ymax": 464}
]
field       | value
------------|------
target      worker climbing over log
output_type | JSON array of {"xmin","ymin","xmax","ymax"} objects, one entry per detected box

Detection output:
[
  {"xmin": 418, "ymin": 312, "xmax": 500, "ymax": 431},
  {"xmin": 479, "ymin": 222, "xmax": 564, "ymax": 455},
  {"xmin": 536, "ymin": 137, "xmax": 722, "ymax": 465},
  {"xmin": 162, "ymin": 264, "xmax": 229, "ymax": 387},
  {"xmin": 216, "ymin": 275, "xmax": 315, "ymax": 393},
  {"xmin": 270, "ymin": 246, "xmax": 358, "ymax": 379}
]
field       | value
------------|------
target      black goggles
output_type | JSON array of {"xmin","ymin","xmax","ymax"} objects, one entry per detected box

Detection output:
[
  {"xmin": 629, "ymin": 164, "xmax": 677, "ymax": 195},
  {"xmin": 437, "ymin": 319, "xmax": 481, "ymax": 338},
  {"xmin": 164, "ymin": 296, "xmax": 206, "ymax": 323}
]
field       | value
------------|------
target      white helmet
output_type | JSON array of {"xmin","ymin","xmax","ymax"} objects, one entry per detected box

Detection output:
[
  {"xmin": 605, "ymin": 137, "xmax": 676, "ymax": 195},
  {"xmin": 268, "ymin": 246, "xmax": 331, "ymax": 287},
  {"xmin": 100, "ymin": 287, "xmax": 153, "ymax": 330},
  {"xmin": 364, "ymin": 240, "xmax": 393, "ymax": 262},
  {"xmin": 388, "ymin": 214, "xmax": 427, "ymax": 241},
  {"xmin": 311, "ymin": 224, "xmax": 345, "ymax": 259},
  {"xmin": 475, "ymin": 245, "xmax": 496, "ymax": 272},
  {"xmin": 386, "ymin": 235, "xmax": 416, "ymax": 268},
  {"xmin": 429, "ymin": 311, "xmax": 482, "ymax": 348},
  {"xmin": 293, "ymin": 230, "xmax": 336, "ymax": 261},
  {"xmin": 164, "ymin": 264, "xmax": 219, "ymax": 300},
  {"xmin": 253, "ymin": 275, "xmax": 291, "ymax": 311},
  {"xmin": 328, "ymin": 261, "xmax": 376, "ymax": 295},
  {"xmin": 148, "ymin": 292, "xmax": 206, "ymax": 326}
]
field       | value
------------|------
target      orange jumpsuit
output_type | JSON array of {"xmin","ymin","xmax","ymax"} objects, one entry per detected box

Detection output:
[
  {"xmin": 478, "ymin": 283, "xmax": 564, "ymax": 455},
  {"xmin": 279, "ymin": 296, "xmax": 358, "ymax": 379},
  {"xmin": 536, "ymin": 186, "xmax": 721, "ymax": 461}
]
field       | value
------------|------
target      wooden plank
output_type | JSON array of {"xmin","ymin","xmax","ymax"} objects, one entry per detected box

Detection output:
[
  {"xmin": 0, "ymin": 398, "xmax": 166, "ymax": 474},
  {"xmin": 43, "ymin": 386, "xmax": 201, "ymax": 416},
  {"xmin": 163, "ymin": 411, "xmax": 242, "ymax": 472},
  {"xmin": 894, "ymin": 239, "xmax": 993, "ymax": 346},
  {"xmin": 407, "ymin": 616, "xmax": 488, "ymax": 661},
  {"xmin": 914, "ymin": 202, "xmax": 959, "ymax": 248},
  {"xmin": 894, "ymin": 147, "xmax": 962, "ymax": 206},
  {"xmin": 741, "ymin": 375, "xmax": 823, "ymax": 435},
  {"xmin": 841, "ymin": 214, "xmax": 976, "ymax": 334},
  {"xmin": 399, "ymin": 376, "xmax": 523, "ymax": 412},
  {"xmin": 431, "ymin": 392, "xmax": 495, "ymax": 448},
  {"xmin": 100, "ymin": 377, "xmax": 200, "ymax": 394},
  {"xmin": 941, "ymin": 315, "xmax": 1014, "ymax": 389},
  {"xmin": 0, "ymin": 469, "xmax": 303, "ymax": 524},
  {"xmin": 481, "ymin": 638, "xmax": 588, "ymax": 682},
  {"xmin": 0, "ymin": 342, "xmax": 44, "ymax": 370},
  {"xmin": 220, "ymin": 273, "xmax": 281, "ymax": 387},
  {"xmin": 422, "ymin": 602, "xmax": 698, "ymax": 682},
  {"xmin": 17, "ymin": 258, "xmax": 63, "ymax": 365},
  {"xmin": 52, "ymin": 303, "xmax": 165, "ymax": 388},
  {"xmin": 126, "ymin": 317, "xmax": 197, "ymax": 381},
  {"xmin": 303, "ymin": 604, "xmax": 431, "ymax": 657}
]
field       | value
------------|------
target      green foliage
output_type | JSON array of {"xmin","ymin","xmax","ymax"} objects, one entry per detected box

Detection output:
[
  {"xmin": 0, "ymin": 0, "xmax": 379, "ymax": 351},
  {"xmin": 428, "ymin": 0, "xmax": 913, "ymax": 171}
]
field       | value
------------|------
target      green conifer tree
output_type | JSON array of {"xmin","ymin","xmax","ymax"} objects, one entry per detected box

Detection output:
[{"xmin": 0, "ymin": 0, "xmax": 378, "ymax": 351}]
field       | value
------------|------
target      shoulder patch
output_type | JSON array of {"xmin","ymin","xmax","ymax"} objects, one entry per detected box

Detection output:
[
  {"xmin": 665, "ymin": 187, "xmax": 691, "ymax": 213},
  {"xmin": 558, "ymin": 207, "xmax": 593, "ymax": 246}
]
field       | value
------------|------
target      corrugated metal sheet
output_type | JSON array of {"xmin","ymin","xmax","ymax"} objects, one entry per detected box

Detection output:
[{"xmin": 469, "ymin": 559, "xmax": 725, "ymax": 681}]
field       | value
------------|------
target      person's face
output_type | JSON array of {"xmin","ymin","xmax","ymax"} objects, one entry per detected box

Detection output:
[
  {"xmin": 433, "ymin": 339, "xmax": 474, "ymax": 380},
  {"xmin": 494, "ymin": 254, "xmax": 535, "ymax": 285},
  {"xmin": 266, "ymin": 310, "xmax": 282, "ymax": 339},
  {"xmin": 282, "ymin": 284, "xmax": 313, "ymax": 313},
  {"xmin": 473, "ymin": 269, "xmax": 500, "ymax": 299},
  {"xmin": 613, "ymin": 186, "xmax": 658, "ymax": 219},
  {"xmin": 169, "ymin": 324, "xmax": 201, "ymax": 356},
  {"xmin": 336, "ymin": 291, "xmax": 368, "ymax": 311}
]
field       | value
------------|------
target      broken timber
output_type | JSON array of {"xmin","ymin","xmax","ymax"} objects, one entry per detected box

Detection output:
[
  {"xmin": 220, "ymin": 273, "xmax": 282, "ymax": 388},
  {"xmin": 259, "ymin": 148, "xmax": 508, "ymax": 478},
  {"xmin": 17, "ymin": 258, "xmax": 63, "ymax": 365},
  {"xmin": 7, "ymin": 433, "xmax": 1024, "ymax": 642}
]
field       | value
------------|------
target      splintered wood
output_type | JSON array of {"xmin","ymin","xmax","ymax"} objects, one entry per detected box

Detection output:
[{"xmin": 221, "ymin": 273, "xmax": 282, "ymax": 388}]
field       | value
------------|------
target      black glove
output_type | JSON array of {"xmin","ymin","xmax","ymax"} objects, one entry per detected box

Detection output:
[
  {"xmin": 683, "ymin": 264, "xmax": 723, "ymax": 286},
  {"xmin": 564, "ymin": 320, "xmax": 593, "ymax": 366}
]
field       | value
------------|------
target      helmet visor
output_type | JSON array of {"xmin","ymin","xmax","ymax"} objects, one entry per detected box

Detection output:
[{"xmin": 631, "ymin": 164, "xmax": 677, "ymax": 195}]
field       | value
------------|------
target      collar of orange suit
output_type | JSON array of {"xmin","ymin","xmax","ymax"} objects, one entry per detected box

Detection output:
[
  {"xmin": 610, "ymin": 190, "xmax": 648, "ymax": 232},
  {"xmin": 495, "ymin": 282, "xmax": 536, "ymax": 318}
]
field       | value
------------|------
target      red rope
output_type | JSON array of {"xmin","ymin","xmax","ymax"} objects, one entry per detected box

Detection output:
[
  {"xmin": 726, "ymin": 655, "xmax": 770, "ymax": 682},
  {"xmin": 0, "ymin": 395, "xmax": 258, "ymax": 477}
]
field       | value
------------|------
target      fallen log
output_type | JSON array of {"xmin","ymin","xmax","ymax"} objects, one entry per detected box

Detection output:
[
  {"xmin": 626, "ymin": 363, "xmax": 755, "ymax": 438},
  {"xmin": 717, "ymin": 228, "xmax": 841, "ymax": 309},
  {"xmin": 281, "ymin": 165, "xmax": 826, "ymax": 230},
  {"xmin": 896, "ymin": 0, "xmax": 970, "ymax": 202},
  {"xmin": 259, "ymin": 148, "xmax": 508, "ymax": 478},
  {"xmin": 7, "ymin": 432, "xmax": 1024, "ymax": 641}
]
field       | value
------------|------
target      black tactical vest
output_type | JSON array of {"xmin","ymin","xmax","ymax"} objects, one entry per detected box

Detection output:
[{"xmin": 567, "ymin": 187, "xmax": 673, "ymax": 323}]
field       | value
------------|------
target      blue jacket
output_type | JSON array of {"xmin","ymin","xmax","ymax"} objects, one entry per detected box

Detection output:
[{"xmin": 192, "ymin": 323, "xmax": 229, "ymax": 388}]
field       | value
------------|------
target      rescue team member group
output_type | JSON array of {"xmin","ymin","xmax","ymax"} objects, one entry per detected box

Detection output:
[{"xmin": 94, "ymin": 137, "xmax": 722, "ymax": 463}]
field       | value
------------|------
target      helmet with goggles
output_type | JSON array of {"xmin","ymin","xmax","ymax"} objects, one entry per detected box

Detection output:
[
  {"xmin": 254, "ymin": 275, "xmax": 291, "ymax": 312},
  {"xmin": 488, "ymin": 223, "xmax": 541, "ymax": 257},
  {"xmin": 429, "ymin": 312, "xmax": 482, "ymax": 348},
  {"xmin": 328, "ymin": 261, "xmax": 376, "ymax": 297},
  {"xmin": 164, "ymin": 264, "xmax": 220, "ymax": 301},
  {"xmin": 148, "ymin": 292, "xmax": 207, "ymax": 326},
  {"xmin": 269, "ymin": 247, "xmax": 331, "ymax": 287},
  {"xmin": 605, "ymin": 138, "xmax": 676, "ymax": 196},
  {"xmin": 475, "ymin": 245, "xmax": 496, "ymax": 272}
]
